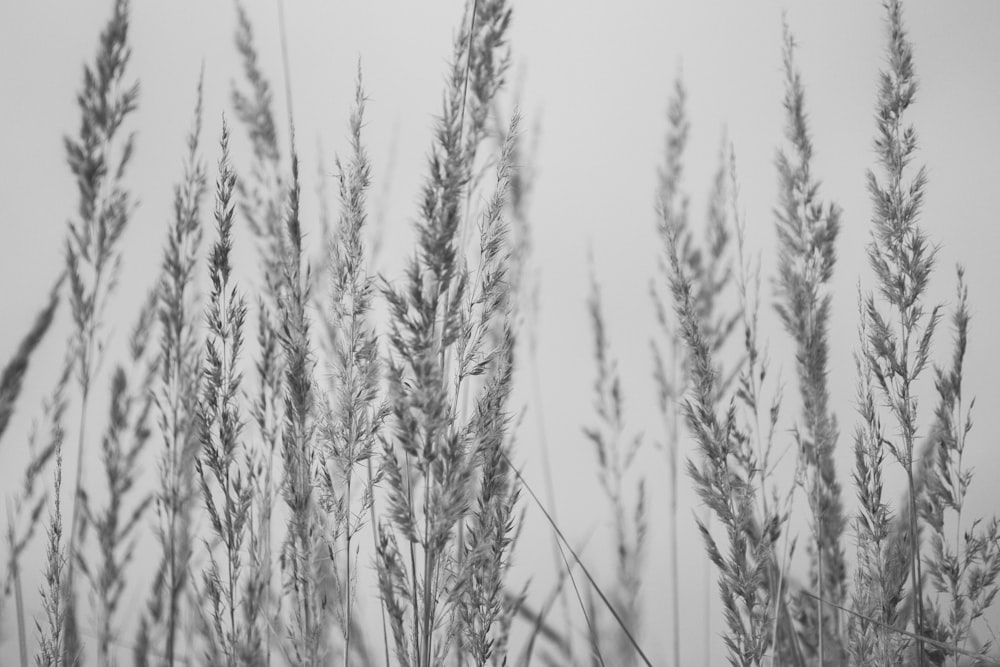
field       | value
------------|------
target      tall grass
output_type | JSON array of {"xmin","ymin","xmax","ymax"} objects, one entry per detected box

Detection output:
[
  {"xmin": 773, "ymin": 23, "xmax": 846, "ymax": 665},
  {"xmin": 80, "ymin": 292, "xmax": 157, "ymax": 665},
  {"xmin": 4, "ymin": 1, "xmax": 1000, "ymax": 666},
  {"xmin": 59, "ymin": 0, "xmax": 140, "ymax": 660},
  {"xmin": 377, "ymin": 2, "xmax": 516, "ymax": 666},
  {"xmin": 664, "ymin": 203, "xmax": 780, "ymax": 666},
  {"xmin": 139, "ymin": 77, "xmax": 209, "ymax": 667},
  {"xmin": 196, "ymin": 117, "xmax": 257, "ymax": 665},
  {"xmin": 855, "ymin": 1, "xmax": 938, "ymax": 663},
  {"xmin": 919, "ymin": 270, "xmax": 1000, "ymax": 666},
  {"xmin": 36, "ymin": 448, "xmax": 66, "ymax": 667},
  {"xmin": 651, "ymin": 76, "xmax": 740, "ymax": 667},
  {"xmin": 586, "ymin": 259, "xmax": 647, "ymax": 666},
  {"xmin": 317, "ymin": 69, "xmax": 387, "ymax": 667}
]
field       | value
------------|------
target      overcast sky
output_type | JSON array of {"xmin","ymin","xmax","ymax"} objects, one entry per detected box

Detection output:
[{"xmin": 2, "ymin": 1, "xmax": 999, "ymax": 663}]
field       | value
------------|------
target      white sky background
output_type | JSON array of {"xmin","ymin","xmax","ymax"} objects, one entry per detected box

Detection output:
[{"xmin": 1, "ymin": 1, "xmax": 1000, "ymax": 664}]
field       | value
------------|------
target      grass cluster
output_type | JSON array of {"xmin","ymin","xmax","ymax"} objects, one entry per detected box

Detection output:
[{"xmin": 1, "ymin": 1, "xmax": 998, "ymax": 666}]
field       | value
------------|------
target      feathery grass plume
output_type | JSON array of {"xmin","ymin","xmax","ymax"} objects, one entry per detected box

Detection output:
[
  {"xmin": 728, "ymin": 149, "xmax": 805, "ymax": 667},
  {"xmin": 378, "ymin": 3, "xmax": 513, "ymax": 659},
  {"xmin": 450, "ymin": 108, "xmax": 521, "ymax": 664},
  {"xmin": 457, "ymin": 327, "xmax": 519, "ymax": 667},
  {"xmin": 462, "ymin": 1, "xmax": 511, "ymax": 152},
  {"xmin": 485, "ymin": 97, "xmax": 538, "ymax": 667},
  {"xmin": 61, "ymin": 0, "xmax": 139, "ymax": 657},
  {"xmin": 652, "ymin": 81, "xmax": 740, "ymax": 354},
  {"xmin": 859, "ymin": 1, "xmax": 940, "ymax": 662},
  {"xmin": 7, "ymin": 356, "xmax": 73, "ymax": 667},
  {"xmin": 919, "ymin": 268, "xmax": 1000, "ymax": 665},
  {"xmin": 276, "ymin": 147, "xmax": 325, "ymax": 665},
  {"xmin": 454, "ymin": 115, "xmax": 521, "ymax": 666},
  {"xmin": 490, "ymin": 96, "xmax": 559, "ymax": 664},
  {"xmin": 232, "ymin": 1, "xmax": 288, "ymax": 292},
  {"xmin": 0, "ymin": 278, "xmax": 63, "ymax": 445},
  {"xmin": 734, "ymin": 150, "xmax": 805, "ymax": 666},
  {"xmin": 773, "ymin": 23, "xmax": 846, "ymax": 665},
  {"xmin": 35, "ymin": 448, "xmax": 67, "ymax": 667},
  {"xmin": 245, "ymin": 296, "xmax": 281, "ymax": 665},
  {"xmin": 649, "ymin": 78, "xmax": 740, "ymax": 667},
  {"xmin": 196, "ymin": 118, "xmax": 255, "ymax": 666},
  {"xmin": 665, "ymin": 160, "xmax": 781, "ymax": 667},
  {"xmin": 74, "ymin": 291, "xmax": 158, "ymax": 666},
  {"xmin": 849, "ymin": 292, "xmax": 909, "ymax": 666},
  {"xmin": 455, "ymin": 0, "xmax": 513, "ymax": 256},
  {"xmin": 697, "ymin": 138, "xmax": 740, "ymax": 373},
  {"xmin": 315, "ymin": 69, "xmax": 389, "ymax": 666},
  {"xmin": 232, "ymin": 8, "xmax": 287, "ymax": 653},
  {"xmin": 493, "ymin": 96, "xmax": 537, "ymax": 325},
  {"xmin": 374, "ymin": 526, "xmax": 411, "ymax": 667},
  {"xmin": 310, "ymin": 147, "xmax": 338, "ymax": 331},
  {"xmin": 483, "ymin": 515, "xmax": 526, "ymax": 667},
  {"xmin": 584, "ymin": 260, "xmax": 646, "ymax": 667},
  {"xmin": 650, "ymin": 76, "xmax": 689, "ymax": 667},
  {"xmin": 135, "ymin": 78, "xmax": 209, "ymax": 667}
]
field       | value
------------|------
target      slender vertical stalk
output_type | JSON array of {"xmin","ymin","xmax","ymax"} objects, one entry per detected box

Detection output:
[
  {"xmin": 344, "ymin": 471, "xmax": 353, "ymax": 667},
  {"xmin": 367, "ymin": 457, "xmax": 391, "ymax": 667},
  {"xmin": 7, "ymin": 501, "xmax": 29, "ymax": 667}
]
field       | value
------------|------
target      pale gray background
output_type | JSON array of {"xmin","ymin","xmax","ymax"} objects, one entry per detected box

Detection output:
[{"xmin": 1, "ymin": 1, "xmax": 999, "ymax": 663}]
